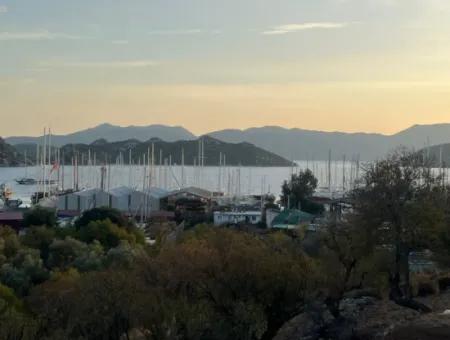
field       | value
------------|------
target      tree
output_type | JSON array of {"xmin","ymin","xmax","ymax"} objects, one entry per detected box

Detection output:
[
  {"xmin": 20, "ymin": 226, "xmax": 56, "ymax": 263},
  {"xmin": 136, "ymin": 227, "xmax": 316, "ymax": 340},
  {"xmin": 318, "ymin": 217, "xmax": 381, "ymax": 318},
  {"xmin": 105, "ymin": 241, "xmax": 144, "ymax": 269},
  {"xmin": 28, "ymin": 269, "xmax": 138, "ymax": 340},
  {"xmin": 280, "ymin": 169, "xmax": 323, "ymax": 214},
  {"xmin": 0, "ymin": 248, "xmax": 49, "ymax": 296},
  {"xmin": 75, "ymin": 207, "xmax": 130, "ymax": 229},
  {"xmin": 46, "ymin": 237, "xmax": 90, "ymax": 271},
  {"xmin": 0, "ymin": 227, "xmax": 21, "ymax": 260},
  {"xmin": 351, "ymin": 149, "xmax": 446, "ymax": 311},
  {"xmin": 0, "ymin": 283, "xmax": 39, "ymax": 339},
  {"xmin": 23, "ymin": 206, "xmax": 57, "ymax": 228},
  {"xmin": 77, "ymin": 219, "xmax": 141, "ymax": 250}
]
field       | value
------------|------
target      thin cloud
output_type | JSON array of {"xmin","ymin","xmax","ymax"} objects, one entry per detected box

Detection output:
[
  {"xmin": 47, "ymin": 60, "xmax": 159, "ymax": 68},
  {"xmin": 148, "ymin": 29, "xmax": 220, "ymax": 36},
  {"xmin": 0, "ymin": 30, "xmax": 83, "ymax": 41},
  {"xmin": 262, "ymin": 22, "xmax": 350, "ymax": 35},
  {"xmin": 0, "ymin": 5, "xmax": 7, "ymax": 13}
]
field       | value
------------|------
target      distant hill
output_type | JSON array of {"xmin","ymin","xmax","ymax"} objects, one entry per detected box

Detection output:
[
  {"xmin": 6, "ymin": 123, "xmax": 196, "ymax": 146},
  {"xmin": 15, "ymin": 136, "xmax": 294, "ymax": 167},
  {"xmin": 7, "ymin": 123, "xmax": 450, "ymax": 161},
  {"xmin": 418, "ymin": 143, "xmax": 450, "ymax": 167},
  {"xmin": 208, "ymin": 124, "xmax": 450, "ymax": 161},
  {"xmin": 0, "ymin": 138, "xmax": 21, "ymax": 167}
]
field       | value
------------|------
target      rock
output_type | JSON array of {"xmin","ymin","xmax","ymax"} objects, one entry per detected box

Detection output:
[
  {"xmin": 353, "ymin": 300, "xmax": 420, "ymax": 339},
  {"xmin": 273, "ymin": 305, "xmax": 335, "ymax": 340},
  {"xmin": 340, "ymin": 296, "xmax": 377, "ymax": 321},
  {"xmin": 386, "ymin": 314, "xmax": 450, "ymax": 340},
  {"xmin": 273, "ymin": 312, "xmax": 324, "ymax": 340}
]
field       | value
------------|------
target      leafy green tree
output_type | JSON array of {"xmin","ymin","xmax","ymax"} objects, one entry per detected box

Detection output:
[
  {"xmin": 105, "ymin": 241, "xmax": 144, "ymax": 269},
  {"xmin": 78, "ymin": 219, "xmax": 144, "ymax": 250},
  {"xmin": 73, "ymin": 241, "xmax": 105, "ymax": 272},
  {"xmin": 0, "ymin": 227, "xmax": 21, "ymax": 259},
  {"xmin": 280, "ymin": 169, "xmax": 323, "ymax": 214},
  {"xmin": 75, "ymin": 207, "xmax": 130, "ymax": 229},
  {"xmin": 20, "ymin": 226, "xmax": 56, "ymax": 263},
  {"xmin": 23, "ymin": 206, "xmax": 57, "ymax": 228},
  {"xmin": 47, "ymin": 237, "xmax": 89, "ymax": 271},
  {"xmin": 0, "ymin": 248, "xmax": 49, "ymax": 296}
]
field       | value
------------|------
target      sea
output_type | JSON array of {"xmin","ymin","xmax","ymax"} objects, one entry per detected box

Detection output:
[{"xmin": 0, "ymin": 161, "xmax": 365, "ymax": 206}]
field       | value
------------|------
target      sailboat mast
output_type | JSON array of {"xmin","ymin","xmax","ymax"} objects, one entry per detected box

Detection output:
[
  {"xmin": 181, "ymin": 147, "xmax": 185, "ymax": 188},
  {"xmin": 43, "ymin": 128, "xmax": 47, "ymax": 196}
]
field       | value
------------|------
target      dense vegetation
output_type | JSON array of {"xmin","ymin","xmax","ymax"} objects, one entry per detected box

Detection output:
[{"xmin": 1, "ymin": 149, "xmax": 450, "ymax": 339}]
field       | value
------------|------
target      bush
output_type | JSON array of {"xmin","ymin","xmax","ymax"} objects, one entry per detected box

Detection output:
[
  {"xmin": 23, "ymin": 207, "xmax": 57, "ymax": 228},
  {"xmin": 75, "ymin": 207, "xmax": 130, "ymax": 229},
  {"xmin": 78, "ymin": 219, "xmax": 142, "ymax": 250}
]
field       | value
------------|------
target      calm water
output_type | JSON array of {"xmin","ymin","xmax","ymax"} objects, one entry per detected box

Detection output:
[{"xmin": 0, "ymin": 161, "xmax": 366, "ymax": 205}]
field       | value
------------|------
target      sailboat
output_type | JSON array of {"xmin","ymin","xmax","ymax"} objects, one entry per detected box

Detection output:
[
  {"xmin": 16, "ymin": 178, "xmax": 37, "ymax": 185},
  {"xmin": 15, "ymin": 151, "xmax": 37, "ymax": 185},
  {"xmin": 31, "ymin": 127, "xmax": 59, "ymax": 208}
]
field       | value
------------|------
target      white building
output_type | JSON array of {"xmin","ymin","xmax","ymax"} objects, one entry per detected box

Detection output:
[{"xmin": 213, "ymin": 211, "xmax": 262, "ymax": 226}]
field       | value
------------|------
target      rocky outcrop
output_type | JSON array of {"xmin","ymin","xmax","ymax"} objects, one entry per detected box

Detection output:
[
  {"xmin": 387, "ymin": 314, "xmax": 450, "ymax": 340},
  {"xmin": 273, "ymin": 291, "xmax": 450, "ymax": 340}
]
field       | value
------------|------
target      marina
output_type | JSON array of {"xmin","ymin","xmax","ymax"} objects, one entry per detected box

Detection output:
[{"xmin": 0, "ymin": 160, "xmax": 365, "ymax": 207}]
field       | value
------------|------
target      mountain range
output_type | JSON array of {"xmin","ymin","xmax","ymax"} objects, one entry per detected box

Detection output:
[
  {"xmin": 6, "ymin": 123, "xmax": 450, "ymax": 161},
  {"xmin": 6, "ymin": 124, "xmax": 195, "ymax": 146}
]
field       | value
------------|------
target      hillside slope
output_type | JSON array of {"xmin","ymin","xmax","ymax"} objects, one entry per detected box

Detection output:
[
  {"xmin": 0, "ymin": 138, "xmax": 21, "ymax": 167},
  {"xmin": 16, "ymin": 136, "xmax": 294, "ymax": 167}
]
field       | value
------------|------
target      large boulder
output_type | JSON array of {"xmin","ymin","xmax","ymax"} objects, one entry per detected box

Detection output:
[
  {"xmin": 386, "ymin": 314, "xmax": 450, "ymax": 340},
  {"xmin": 273, "ymin": 305, "xmax": 334, "ymax": 340}
]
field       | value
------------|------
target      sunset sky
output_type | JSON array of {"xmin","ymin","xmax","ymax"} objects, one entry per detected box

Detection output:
[{"xmin": 1, "ymin": 0, "xmax": 450, "ymax": 137}]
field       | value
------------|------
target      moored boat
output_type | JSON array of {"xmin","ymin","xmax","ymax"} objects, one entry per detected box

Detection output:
[{"xmin": 15, "ymin": 177, "xmax": 37, "ymax": 185}]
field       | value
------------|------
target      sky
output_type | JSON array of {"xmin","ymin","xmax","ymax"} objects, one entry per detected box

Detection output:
[{"xmin": 1, "ymin": 0, "xmax": 450, "ymax": 137}]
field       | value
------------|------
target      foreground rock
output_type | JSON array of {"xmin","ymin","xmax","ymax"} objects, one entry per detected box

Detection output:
[
  {"xmin": 274, "ymin": 295, "xmax": 446, "ymax": 340},
  {"xmin": 386, "ymin": 314, "xmax": 450, "ymax": 340}
]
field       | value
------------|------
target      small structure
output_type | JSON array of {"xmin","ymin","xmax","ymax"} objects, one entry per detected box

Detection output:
[
  {"xmin": 108, "ymin": 186, "xmax": 144, "ymax": 214},
  {"xmin": 213, "ymin": 211, "xmax": 262, "ymax": 226},
  {"xmin": 270, "ymin": 209, "xmax": 315, "ymax": 230},
  {"xmin": 266, "ymin": 208, "xmax": 281, "ymax": 228},
  {"xmin": 57, "ymin": 188, "xmax": 111, "ymax": 213},
  {"xmin": 142, "ymin": 187, "xmax": 169, "ymax": 213},
  {"xmin": 165, "ymin": 187, "xmax": 213, "ymax": 204},
  {"xmin": 0, "ymin": 211, "xmax": 24, "ymax": 230}
]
